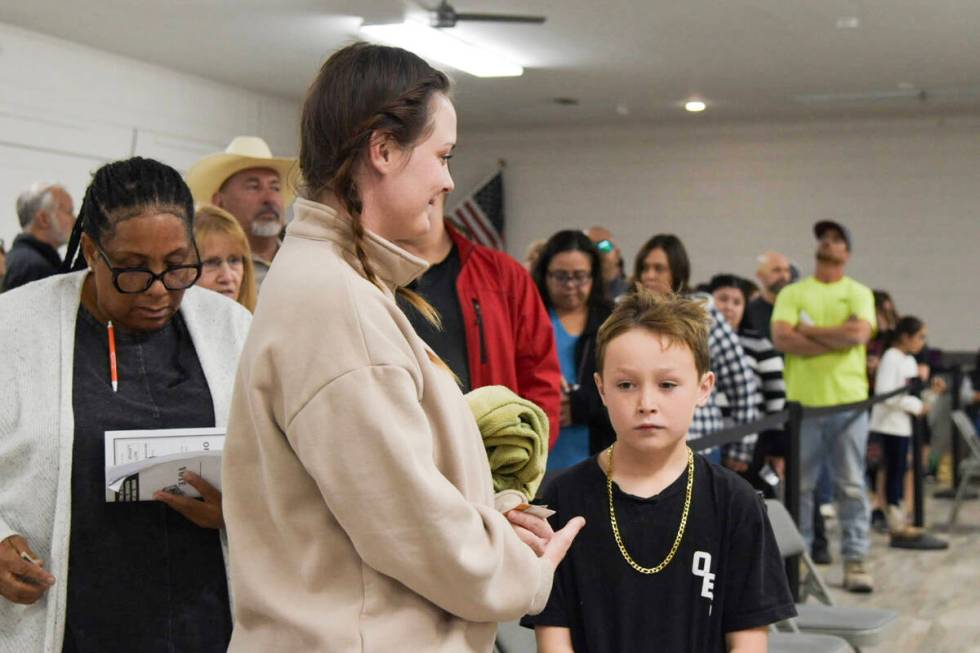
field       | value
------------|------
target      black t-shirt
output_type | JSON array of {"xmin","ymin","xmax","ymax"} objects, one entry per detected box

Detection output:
[
  {"xmin": 65, "ymin": 306, "xmax": 231, "ymax": 653},
  {"xmin": 400, "ymin": 244, "xmax": 472, "ymax": 391},
  {"xmin": 522, "ymin": 454, "xmax": 796, "ymax": 653},
  {"xmin": 744, "ymin": 298, "xmax": 775, "ymax": 340}
]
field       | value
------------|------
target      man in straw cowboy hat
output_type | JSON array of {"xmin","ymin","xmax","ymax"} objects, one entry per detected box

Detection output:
[{"xmin": 186, "ymin": 136, "xmax": 296, "ymax": 288}]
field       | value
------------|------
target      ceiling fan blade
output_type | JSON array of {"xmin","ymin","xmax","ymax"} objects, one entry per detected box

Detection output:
[
  {"xmin": 796, "ymin": 85, "xmax": 980, "ymax": 105},
  {"xmin": 454, "ymin": 12, "xmax": 546, "ymax": 24},
  {"xmin": 795, "ymin": 90, "xmax": 921, "ymax": 104}
]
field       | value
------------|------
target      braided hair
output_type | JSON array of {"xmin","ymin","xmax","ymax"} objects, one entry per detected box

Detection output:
[
  {"xmin": 299, "ymin": 42, "xmax": 451, "ymax": 326},
  {"xmin": 62, "ymin": 157, "xmax": 195, "ymax": 272}
]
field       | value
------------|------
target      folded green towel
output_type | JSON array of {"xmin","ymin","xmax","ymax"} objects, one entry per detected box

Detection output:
[{"xmin": 465, "ymin": 385, "xmax": 549, "ymax": 500}]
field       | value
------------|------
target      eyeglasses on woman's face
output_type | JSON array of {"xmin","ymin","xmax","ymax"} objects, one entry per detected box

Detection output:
[
  {"xmin": 547, "ymin": 270, "xmax": 592, "ymax": 287},
  {"xmin": 202, "ymin": 255, "xmax": 245, "ymax": 271},
  {"xmin": 94, "ymin": 241, "xmax": 202, "ymax": 294}
]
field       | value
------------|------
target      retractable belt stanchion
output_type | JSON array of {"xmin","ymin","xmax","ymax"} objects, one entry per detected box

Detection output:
[
  {"xmin": 951, "ymin": 365, "xmax": 963, "ymax": 491},
  {"xmin": 687, "ymin": 385, "xmax": 910, "ymax": 602},
  {"xmin": 912, "ymin": 415, "xmax": 925, "ymax": 528},
  {"xmin": 784, "ymin": 401, "xmax": 803, "ymax": 602}
]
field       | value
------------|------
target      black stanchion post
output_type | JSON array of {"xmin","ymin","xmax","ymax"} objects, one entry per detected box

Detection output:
[
  {"xmin": 784, "ymin": 401, "xmax": 803, "ymax": 602},
  {"xmin": 912, "ymin": 415, "xmax": 924, "ymax": 528},
  {"xmin": 950, "ymin": 365, "xmax": 963, "ymax": 491}
]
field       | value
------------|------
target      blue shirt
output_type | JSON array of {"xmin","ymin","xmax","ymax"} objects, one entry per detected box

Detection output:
[{"xmin": 548, "ymin": 310, "xmax": 591, "ymax": 471}]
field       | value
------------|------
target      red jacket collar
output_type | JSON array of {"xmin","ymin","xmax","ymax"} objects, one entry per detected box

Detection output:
[{"xmin": 445, "ymin": 220, "xmax": 477, "ymax": 264}]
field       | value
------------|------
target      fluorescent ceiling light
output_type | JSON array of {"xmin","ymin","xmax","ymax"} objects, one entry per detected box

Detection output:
[
  {"xmin": 685, "ymin": 100, "xmax": 707, "ymax": 112},
  {"xmin": 360, "ymin": 21, "xmax": 523, "ymax": 78}
]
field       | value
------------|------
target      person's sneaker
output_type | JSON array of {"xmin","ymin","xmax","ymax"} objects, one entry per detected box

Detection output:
[
  {"xmin": 870, "ymin": 508, "xmax": 888, "ymax": 533},
  {"xmin": 843, "ymin": 559, "xmax": 874, "ymax": 593},
  {"xmin": 811, "ymin": 544, "xmax": 832, "ymax": 565},
  {"xmin": 819, "ymin": 503, "xmax": 837, "ymax": 521},
  {"xmin": 886, "ymin": 505, "xmax": 907, "ymax": 533}
]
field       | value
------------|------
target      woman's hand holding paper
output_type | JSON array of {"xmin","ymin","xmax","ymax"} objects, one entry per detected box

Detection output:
[
  {"xmin": 154, "ymin": 471, "xmax": 225, "ymax": 529},
  {"xmin": 506, "ymin": 509, "xmax": 585, "ymax": 570}
]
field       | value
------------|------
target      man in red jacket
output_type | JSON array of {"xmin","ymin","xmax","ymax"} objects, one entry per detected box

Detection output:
[{"xmin": 397, "ymin": 194, "xmax": 562, "ymax": 447}]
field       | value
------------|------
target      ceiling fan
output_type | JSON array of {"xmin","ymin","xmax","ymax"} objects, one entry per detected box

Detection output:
[
  {"xmin": 795, "ymin": 85, "xmax": 980, "ymax": 106},
  {"xmin": 429, "ymin": 1, "xmax": 546, "ymax": 28}
]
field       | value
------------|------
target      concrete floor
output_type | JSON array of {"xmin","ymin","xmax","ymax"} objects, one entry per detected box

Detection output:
[{"xmin": 815, "ymin": 483, "xmax": 980, "ymax": 653}]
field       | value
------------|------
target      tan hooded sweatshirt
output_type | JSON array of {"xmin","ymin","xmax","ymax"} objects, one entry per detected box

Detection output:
[{"xmin": 222, "ymin": 198, "xmax": 553, "ymax": 652}]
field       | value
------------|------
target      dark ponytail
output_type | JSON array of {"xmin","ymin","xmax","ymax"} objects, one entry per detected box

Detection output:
[
  {"xmin": 62, "ymin": 157, "xmax": 195, "ymax": 272},
  {"xmin": 885, "ymin": 315, "xmax": 925, "ymax": 349}
]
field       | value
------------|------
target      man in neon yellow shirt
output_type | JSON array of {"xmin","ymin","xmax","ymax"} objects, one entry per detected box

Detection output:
[{"xmin": 772, "ymin": 221, "xmax": 876, "ymax": 593}]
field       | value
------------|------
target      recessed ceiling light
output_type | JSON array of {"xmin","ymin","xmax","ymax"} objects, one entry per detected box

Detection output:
[
  {"xmin": 897, "ymin": 82, "xmax": 917, "ymax": 90},
  {"xmin": 615, "ymin": 104, "xmax": 630, "ymax": 116},
  {"xmin": 836, "ymin": 16, "xmax": 860, "ymax": 29},
  {"xmin": 685, "ymin": 100, "xmax": 707, "ymax": 113}
]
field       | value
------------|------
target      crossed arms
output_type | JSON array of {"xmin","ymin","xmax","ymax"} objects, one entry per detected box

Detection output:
[{"xmin": 772, "ymin": 317, "xmax": 872, "ymax": 357}]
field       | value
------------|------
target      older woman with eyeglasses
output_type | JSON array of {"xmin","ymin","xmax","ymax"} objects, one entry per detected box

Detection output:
[
  {"xmin": 0, "ymin": 157, "xmax": 251, "ymax": 652},
  {"xmin": 195, "ymin": 204, "xmax": 258, "ymax": 312},
  {"xmin": 532, "ymin": 230, "xmax": 615, "ymax": 473}
]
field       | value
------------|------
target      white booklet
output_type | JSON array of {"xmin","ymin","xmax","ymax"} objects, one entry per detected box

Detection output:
[{"xmin": 103, "ymin": 427, "xmax": 225, "ymax": 502}]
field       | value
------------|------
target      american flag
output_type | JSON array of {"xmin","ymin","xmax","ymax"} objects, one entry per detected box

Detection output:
[{"xmin": 449, "ymin": 171, "xmax": 505, "ymax": 250}]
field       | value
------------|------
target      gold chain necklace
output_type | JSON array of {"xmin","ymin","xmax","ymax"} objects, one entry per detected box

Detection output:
[{"xmin": 605, "ymin": 443, "xmax": 694, "ymax": 574}]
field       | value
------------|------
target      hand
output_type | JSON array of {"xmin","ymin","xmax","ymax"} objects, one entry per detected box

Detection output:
[
  {"xmin": 0, "ymin": 535, "xmax": 55, "ymax": 605},
  {"xmin": 930, "ymin": 377, "xmax": 947, "ymax": 394},
  {"xmin": 154, "ymin": 471, "xmax": 224, "ymax": 529},
  {"xmin": 506, "ymin": 510, "xmax": 586, "ymax": 569},
  {"xmin": 559, "ymin": 393, "xmax": 572, "ymax": 427},
  {"xmin": 506, "ymin": 509, "xmax": 553, "ymax": 556},
  {"xmin": 723, "ymin": 458, "xmax": 749, "ymax": 473},
  {"xmin": 766, "ymin": 456, "xmax": 785, "ymax": 478},
  {"xmin": 559, "ymin": 378, "xmax": 574, "ymax": 427},
  {"xmin": 866, "ymin": 354, "xmax": 880, "ymax": 375}
]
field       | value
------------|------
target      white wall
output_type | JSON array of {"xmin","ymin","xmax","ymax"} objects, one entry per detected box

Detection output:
[
  {"xmin": 448, "ymin": 118, "xmax": 980, "ymax": 350},
  {"xmin": 2, "ymin": 20, "xmax": 977, "ymax": 349},
  {"xmin": 0, "ymin": 22, "xmax": 298, "ymax": 250}
]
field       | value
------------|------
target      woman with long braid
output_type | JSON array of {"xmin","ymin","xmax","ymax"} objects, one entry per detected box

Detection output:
[
  {"xmin": 221, "ymin": 43, "xmax": 583, "ymax": 652},
  {"xmin": 0, "ymin": 157, "xmax": 251, "ymax": 652}
]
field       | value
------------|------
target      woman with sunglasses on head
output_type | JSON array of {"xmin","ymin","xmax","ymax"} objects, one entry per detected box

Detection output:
[
  {"xmin": 586, "ymin": 226, "xmax": 629, "ymax": 302},
  {"xmin": 532, "ymin": 230, "xmax": 615, "ymax": 473},
  {"xmin": 221, "ymin": 43, "xmax": 582, "ymax": 652},
  {"xmin": 0, "ymin": 157, "xmax": 251, "ymax": 652}
]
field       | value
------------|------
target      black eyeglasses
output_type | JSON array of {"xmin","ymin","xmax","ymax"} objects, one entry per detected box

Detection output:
[
  {"xmin": 547, "ymin": 270, "xmax": 592, "ymax": 286},
  {"xmin": 94, "ymin": 242, "xmax": 202, "ymax": 294}
]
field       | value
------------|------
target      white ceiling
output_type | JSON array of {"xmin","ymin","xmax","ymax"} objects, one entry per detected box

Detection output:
[{"xmin": 3, "ymin": 0, "xmax": 980, "ymax": 128}]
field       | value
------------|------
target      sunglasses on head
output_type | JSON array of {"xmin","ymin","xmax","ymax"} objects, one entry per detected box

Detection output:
[{"xmin": 595, "ymin": 239, "xmax": 615, "ymax": 254}]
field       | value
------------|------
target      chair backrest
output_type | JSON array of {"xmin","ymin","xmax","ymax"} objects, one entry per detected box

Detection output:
[
  {"xmin": 765, "ymin": 499, "xmax": 807, "ymax": 558},
  {"xmin": 952, "ymin": 410, "xmax": 980, "ymax": 459},
  {"xmin": 495, "ymin": 621, "xmax": 537, "ymax": 653}
]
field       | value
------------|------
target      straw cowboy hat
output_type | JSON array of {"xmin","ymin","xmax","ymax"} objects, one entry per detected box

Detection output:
[{"xmin": 185, "ymin": 136, "xmax": 299, "ymax": 207}]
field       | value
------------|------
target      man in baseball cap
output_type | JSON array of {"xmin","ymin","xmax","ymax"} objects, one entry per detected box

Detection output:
[
  {"xmin": 813, "ymin": 220, "xmax": 851, "ymax": 250},
  {"xmin": 186, "ymin": 136, "xmax": 297, "ymax": 288},
  {"xmin": 771, "ymin": 218, "xmax": 877, "ymax": 593}
]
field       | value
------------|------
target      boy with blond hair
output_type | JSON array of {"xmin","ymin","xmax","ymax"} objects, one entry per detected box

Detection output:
[{"xmin": 522, "ymin": 291, "xmax": 795, "ymax": 652}]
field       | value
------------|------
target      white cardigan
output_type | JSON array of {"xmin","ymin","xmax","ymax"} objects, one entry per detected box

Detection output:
[
  {"xmin": 869, "ymin": 347, "xmax": 923, "ymax": 437},
  {"xmin": 0, "ymin": 272, "xmax": 251, "ymax": 653}
]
